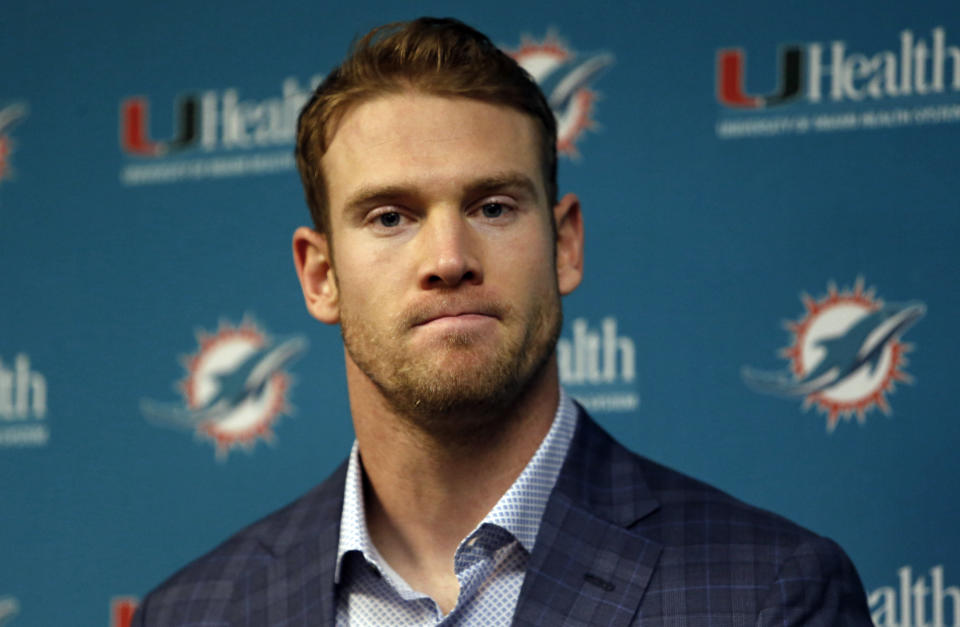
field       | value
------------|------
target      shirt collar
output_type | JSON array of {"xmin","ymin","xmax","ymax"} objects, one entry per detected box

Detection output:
[
  {"xmin": 476, "ymin": 388, "xmax": 577, "ymax": 552},
  {"xmin": 335, "ymin": 388, "xmax": 579, "ymax": 583}
]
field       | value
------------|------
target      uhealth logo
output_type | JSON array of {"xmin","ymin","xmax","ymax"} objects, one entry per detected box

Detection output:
[
  {"xmin": 0, "ymin": 354, "xmax": 48, "ymax": 448},
  {"xmin": 715, "ymin": 27, "xmax": 960, "ymax": 138},
  {"xmin": 743, "ymin": 279, "xmax": 924, "ymax": 432},
  {"xmin": 0, "ymin": 102, "xmax": 27, "ymax": 185},
  {"xmin": 717, "ymin": 27, "xmax": 959, "ymax": 108},
  {"xmin": 869, "ymin": 565, "xmax": 959, "ymax": 627},
  {"xmin": 507, "ymin": 31, "xmax": 613, "ymax": 157},
  {"xmin": 120, "ymin": 77, "xmax": 318, "ymax": 157},
  {"xmin": 118, "ymin": 76, "xmax": 320, "ymax": 185},
  {"xmin": 558, "ymin": 317, "xmax": 639, "ymax": 413},
  {"xmin": 140, "ymin": 317, "xmax": 307, "ymax": 460}
]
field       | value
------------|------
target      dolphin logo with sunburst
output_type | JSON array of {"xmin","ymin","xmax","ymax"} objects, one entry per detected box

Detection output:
[
  {"xmin": 742, "ymin": 278, "xmax": 924, "ymax": 431},
  {"xmin": 506, "ymin": 31, "xmax": 613, "ymax": 157},
  {"xmin": 141, "ymin": 317, "xmax": 307, "ymax": 459}
]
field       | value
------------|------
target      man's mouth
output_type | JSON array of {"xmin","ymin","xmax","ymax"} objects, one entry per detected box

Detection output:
[
  {"xmin": 417, "ymin": 311, "xmax": 496, "ymax": 326},
  {"xmin": 408, "ymin": 301, "xmax": 505, "ymax": 330}
]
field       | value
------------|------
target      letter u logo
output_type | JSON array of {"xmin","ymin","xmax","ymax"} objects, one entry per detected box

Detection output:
[
  {"xmin": 716, "ymin": 46, "xmax": 803, "ymax": 108},
  {"xmin": 119, "ymin": 95, "xmax": 199, "ymax": 156}
]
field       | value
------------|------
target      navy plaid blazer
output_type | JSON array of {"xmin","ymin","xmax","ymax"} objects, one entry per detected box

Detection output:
[{"xmin": 133, "ymin": 409, "xmax": 872, "ymax": 625}]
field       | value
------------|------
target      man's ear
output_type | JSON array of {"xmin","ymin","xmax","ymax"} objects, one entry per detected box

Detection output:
[
  {"xmin": 292, "ymin": 226, "xmax": 340, "ymax": 324},
  {"xmin": 553, "ymin": 193, "xmax": 584, "ymax": 296}
]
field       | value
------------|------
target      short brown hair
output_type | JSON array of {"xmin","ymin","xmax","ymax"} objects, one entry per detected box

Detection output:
[{"xmin": 294, "ymin": 17, "xmax": 558, "ymax": 233}]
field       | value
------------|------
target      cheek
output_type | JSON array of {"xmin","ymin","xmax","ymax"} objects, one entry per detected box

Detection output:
[
  {"xmin": 499, "ymin": 223, "xmax": 556, "ymax": 278},
  {"xmin": 333, "ymin": 233, "xmax": 398, "ymax": 282},
  {"xmin": 493, "ymin": 245, "xmax": 557, "ymax": 302},
  {"xmin": 335, "ymin": 252, "xmax": 407, "ymax": 312}
]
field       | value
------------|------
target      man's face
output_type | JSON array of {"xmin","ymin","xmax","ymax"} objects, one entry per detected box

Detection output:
[{"xmin": 314, "ymin": 92, "xmax": 578, "ymax": 427}]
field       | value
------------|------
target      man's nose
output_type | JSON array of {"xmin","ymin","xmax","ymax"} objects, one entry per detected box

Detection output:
[{"xmin": 418, "ymin": 210, "xmax": 483, "ymax": 289}]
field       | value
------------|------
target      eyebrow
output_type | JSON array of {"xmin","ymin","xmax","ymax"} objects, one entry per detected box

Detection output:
[
  {"xmin": 342, "ymin": 172, "xmax": 542, "ymax": 216},
  {"xmin": 464, "ymin": 173, "xmax": 540, "ymax": 201}
]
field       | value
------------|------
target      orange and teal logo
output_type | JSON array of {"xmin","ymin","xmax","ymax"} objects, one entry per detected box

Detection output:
[
  {"xmin": 507, "ymin": 31, "xmax": 613, "ymax": 157},
  {"xmin": 141, "ymin": 317, "xmax": 306, "ymax": 459},
  {"xmin": 743, "ymin": 279, "xmax": 924, "ymax": 431}
]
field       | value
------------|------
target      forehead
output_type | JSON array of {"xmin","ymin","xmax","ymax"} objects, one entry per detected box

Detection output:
[{"xmin": 320, "ymin": 92, "xmax": 545, "ymax": 209}]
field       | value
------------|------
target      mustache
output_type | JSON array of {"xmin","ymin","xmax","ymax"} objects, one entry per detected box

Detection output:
[{"xmin": 402, "ymin": 296, "xmax": 512, "ymax": 328}]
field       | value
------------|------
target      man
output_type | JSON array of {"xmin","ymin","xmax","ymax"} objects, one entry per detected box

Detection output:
[{"xmin": 134, "ymin": 17, "xmax": 872, "ymax": 625}]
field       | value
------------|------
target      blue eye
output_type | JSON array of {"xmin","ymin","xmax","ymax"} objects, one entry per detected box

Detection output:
[
  {"xmin": 481, "ymin": 203, "xmax": 505, "ymax": 218},
  {"xmin": 378, "ymin": 212, "xmax": 401, "ymax": 227}
]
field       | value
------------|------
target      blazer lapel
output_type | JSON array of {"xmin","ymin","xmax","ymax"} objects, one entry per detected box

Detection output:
[
  {"xmin": 227, "ymin": 462, "xmax": 347, "ymax": 626},
  {"xmin": 513, "ymin": 410, "xmax": 663, "ymax": 627}
]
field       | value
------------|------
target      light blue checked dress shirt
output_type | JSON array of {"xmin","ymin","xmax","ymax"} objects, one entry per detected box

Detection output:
[{"xmin": 334, "ymin": 389, "xmax": 579, "ymax": 626}]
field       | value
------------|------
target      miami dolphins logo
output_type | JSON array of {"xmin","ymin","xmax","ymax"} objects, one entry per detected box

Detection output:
[
  {"xmin": 507, "ymin": 32, "xmax": 613, "ymax": 157},
  {"xmin": 141, "ymin": 317, "xmax": 307, "ymax": 459},
  {"xmin": 742, "ymin": 279, "xmax": 924, "ymax": 431}
]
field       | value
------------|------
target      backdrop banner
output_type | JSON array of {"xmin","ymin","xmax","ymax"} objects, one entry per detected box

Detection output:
[{"xmin": 2, "ymin": 2, "xmax": 958, "ymax": 625}]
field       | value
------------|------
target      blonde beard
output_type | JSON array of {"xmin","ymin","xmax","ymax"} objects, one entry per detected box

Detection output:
[{"xmin": 339, "ymin": 291, "xmax": 561, "ymax": 439}]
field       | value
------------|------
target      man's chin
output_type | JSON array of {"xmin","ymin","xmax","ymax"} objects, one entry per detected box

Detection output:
[
  {"xmin": 385, "ymin": 385, "xmax": 517, "ymax": 439},
  {"xmin": 386, "ymin": 357, "xmax": 521, "ymax": 421}
]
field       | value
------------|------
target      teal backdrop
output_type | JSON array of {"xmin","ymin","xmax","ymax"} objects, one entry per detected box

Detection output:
[{"xmin": 2, "ymin": 2, "xmax": 958, "ymax": 626}]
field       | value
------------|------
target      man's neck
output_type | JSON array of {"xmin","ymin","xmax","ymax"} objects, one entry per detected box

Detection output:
[{"xmin": 345, "ymin": 357, "xmax": 561, "ymax": 612}]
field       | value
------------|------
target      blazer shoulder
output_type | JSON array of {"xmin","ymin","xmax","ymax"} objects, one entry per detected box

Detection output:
[
  {"xmin": 573, "ymin": 411, "xmax": 824, "ymax": 546},
  {"xmin": 526, "ymin": 411, "xmax": 871, "ymax": 624},
  {"xmin": 635, "ymin": 442, "xmax": 820, "ymax": 547},
  {"xmin": 567, "ymin": 414, "xmax": 872, "ymax": 621},
  {"xmin": 133, "ymin": 460, "xmax": 347, "ymax": 623},
  {"xmin": 631, "ymin": 451, "xmax": 872, "ymax": 623}
]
